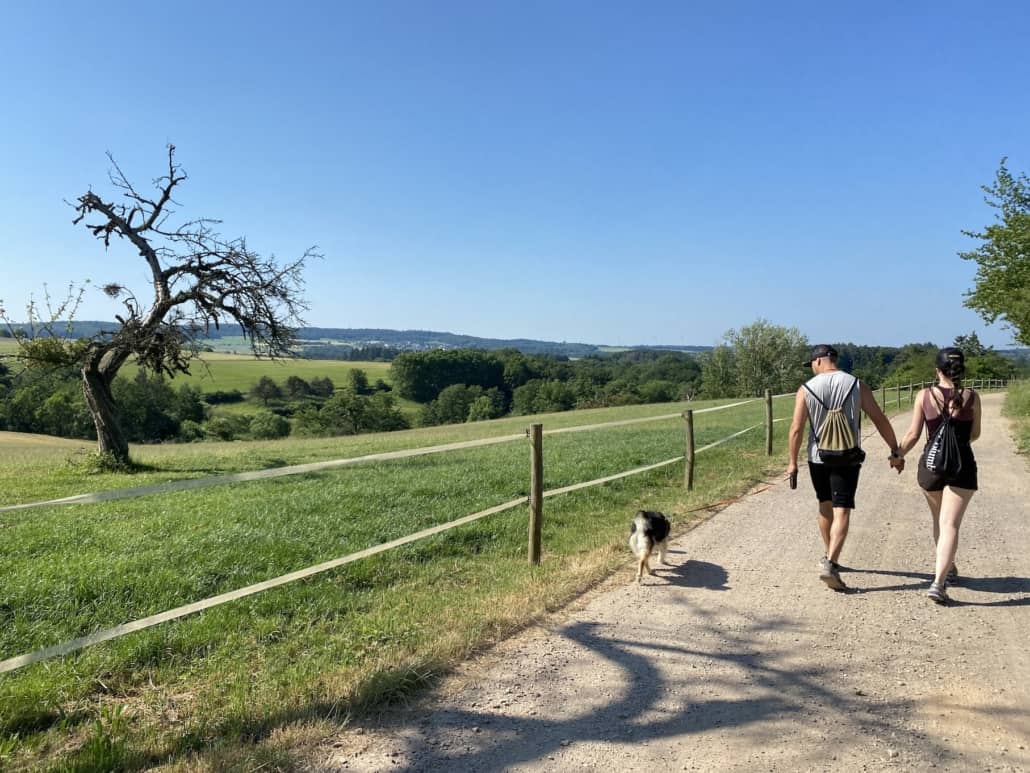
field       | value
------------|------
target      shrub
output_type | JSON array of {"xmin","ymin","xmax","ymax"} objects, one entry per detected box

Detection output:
[
  {"xmin": 203, "ymin": 389, "xmax": 244, "ymax": 405},
  {"xmin": 178, "ymin": 420, "xmax": 205, "ymax": 442},
  {"xmin": 250, "ymin": 410, "xmax": 291, "ymax": 439}
]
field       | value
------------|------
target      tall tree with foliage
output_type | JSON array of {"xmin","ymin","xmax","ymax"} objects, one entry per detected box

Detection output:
[
  {"xmin": 2, "ymin": 146, "xmax": 317, "ymax": 464},
  {"xmin": 712, "ymin": 319, "xmax": 809, "ymax": 397},
  {"xmin": 960, "ymin": 159, "xmax": 1030, "ymax": 345}
]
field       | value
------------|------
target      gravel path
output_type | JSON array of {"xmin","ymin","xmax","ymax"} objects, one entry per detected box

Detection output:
[{"xmin": 313, "ymin": 393, "xmax": 1030, "ymax": 772}]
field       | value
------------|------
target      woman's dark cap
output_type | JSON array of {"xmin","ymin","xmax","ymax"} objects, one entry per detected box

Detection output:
[{"xmin": 803, "ymin": 344, "xmax": 838, "ymax": 366}]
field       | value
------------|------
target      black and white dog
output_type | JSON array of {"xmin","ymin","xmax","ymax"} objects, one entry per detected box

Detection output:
[{"xmin": 629, "ymin": 510, "xmax": 671, "ymax": 583}]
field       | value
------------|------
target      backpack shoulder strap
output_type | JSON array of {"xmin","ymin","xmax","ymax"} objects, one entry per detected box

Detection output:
[
  {"xmin": 843, "ymin": 376, "xmax": 859, "ymax": 402},
  {"xmin": 802, "ymin": 381, "xmax": 827, "ymax": 410},
  {"xmin": 805, "ymin": 374, "xmax": 858, "ymax": 410}
]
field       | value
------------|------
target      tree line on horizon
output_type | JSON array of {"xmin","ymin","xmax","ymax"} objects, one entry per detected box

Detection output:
[
  {"xmin": 1, "ymin": 150, "xmax": 1027, "ymax": 464},
  {"xmin": 0, "ymin": 320, "xmax": 1018, "ymax": 446}
]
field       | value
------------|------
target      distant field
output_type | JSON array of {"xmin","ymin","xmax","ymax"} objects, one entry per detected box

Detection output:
[
  {"xmin": 122, "ymin": 354, "xmax": 394, "ymax": 394},
  {"xmin": 1, "ymin": 340, "xmax": 390, "ymax": 392}
]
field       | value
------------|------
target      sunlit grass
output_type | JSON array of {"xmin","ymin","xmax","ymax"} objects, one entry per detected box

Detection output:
[
  {"xmin": 0, "ymin": 394, "xmax": 793, "ymax": 771},
  {"xmin": 1003, "ymin": 379, "xmax": 1030, "ymax": 456}
]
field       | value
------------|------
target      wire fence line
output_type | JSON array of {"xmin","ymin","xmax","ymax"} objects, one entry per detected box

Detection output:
[
  {"xmin": 5, "ymin": 381, "xmax": 1004, "ymax": 673},
  {"xmin": 0, "ymin": 401, "xmax": 791, "ymax": 675},
  {"xmin": 2, "ymin": 396, "xmax": 790, "ymax": 514}
]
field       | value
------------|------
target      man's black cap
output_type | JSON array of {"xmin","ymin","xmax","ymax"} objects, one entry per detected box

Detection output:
[{"xmin": 804, "ymin": 344, "xmax": 838, "ymax": 366}]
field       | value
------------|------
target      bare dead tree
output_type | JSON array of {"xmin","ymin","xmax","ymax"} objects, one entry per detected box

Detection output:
[{"xmin": 35, "ymin": 144, "xmax": 318, "ymax": 464}]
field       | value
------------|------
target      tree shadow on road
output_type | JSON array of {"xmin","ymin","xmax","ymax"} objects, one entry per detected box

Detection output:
[{"xmin": 327, "ymin": 607, "xmax": 952, "ymax": 773}]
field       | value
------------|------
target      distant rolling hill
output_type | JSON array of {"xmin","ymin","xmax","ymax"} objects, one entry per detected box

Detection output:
[{"xmin": 8, "ymin": 321, "xmax": 712, "ymax": 359}]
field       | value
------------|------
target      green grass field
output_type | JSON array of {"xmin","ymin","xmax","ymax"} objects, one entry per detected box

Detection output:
[
  {"xmin": 0, "ymin": 393, "xmax": 798, "ymax": 771},
  {"xmin": 1, "ymin": 338, "xmax": 391, "ymax": 393},
  {"xmin": 122, "ymin": 353, "xmax": 395, "ymax": 395},
  {"xmin": 0, "ymin": 349, "xmax": 1009, "ymax": 771}
]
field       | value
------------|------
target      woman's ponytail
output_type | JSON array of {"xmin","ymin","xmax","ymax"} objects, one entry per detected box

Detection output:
[{"xmin": 934, "ymin": 347, "xmax": 966, "ymax": 413}]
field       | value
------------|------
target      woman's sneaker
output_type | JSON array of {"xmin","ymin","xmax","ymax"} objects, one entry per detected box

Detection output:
[
  {"xmin": 818, "ymin": 557, "xmax": 847, "ymax": 591},
  {"xmin": 946, "ymin": 565, "xmax": 959, "ymax": 586},
  {"xmin": 927, "ymin": 582, "xmax": 950, "ymax": 605}
]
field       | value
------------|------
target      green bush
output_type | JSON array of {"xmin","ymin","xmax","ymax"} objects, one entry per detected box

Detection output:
[
  {"xmin": 249, "ymin": 410, "xmax": 291, "ymax": 440},
  {"xmin": 178, "ymin": 420, "xmax": 206, "ymax": 442}
]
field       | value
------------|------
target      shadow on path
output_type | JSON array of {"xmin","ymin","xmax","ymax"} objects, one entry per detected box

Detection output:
[{"xmin": 316, "ymin": 603, "xmax": 953, "ymax": 773}]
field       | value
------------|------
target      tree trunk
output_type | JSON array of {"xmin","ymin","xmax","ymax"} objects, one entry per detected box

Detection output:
[{"xmin": 81, "ymin": 365, "xmax": 130, "ymax": 463}]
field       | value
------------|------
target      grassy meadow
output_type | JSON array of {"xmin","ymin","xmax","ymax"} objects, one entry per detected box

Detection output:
[
  {"xmin": 1, "ymin": 392, "xmax": 800, "ymax": 771},
  {"xmin": 0, "ymin": 343, "xmax": 1009, "ymax": 771},
  {"xmin": 1002, "ymin": 379, "xmax": 1030, "ymax": 455},
  {"xmin": 122, "ymin": 353, "xmax": 394, "ymax": 396}
]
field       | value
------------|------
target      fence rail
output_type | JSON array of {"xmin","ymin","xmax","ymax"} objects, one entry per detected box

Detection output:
[{"xmin": 0, "ymin": 380, "xmax": 1008, "ymax": 675}]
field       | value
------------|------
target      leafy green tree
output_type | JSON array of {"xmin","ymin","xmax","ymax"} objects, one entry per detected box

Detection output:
[
  {"xmin": 965, "ymin": 352, "xmax": 1014, "ymax": 381},
  {"xmin": 178, "ymin": 419, "xmax": 205, "ymax": 442},
  {"xmin": 512, "ymin": 379, "xmax": 576, "ymax": 415},
  {"xmin": 171, "ymin": 384, "xmax": 206, "ymax": 424},
  {"xmin": 727, "ymin": 319, "xmax": 808, "ymax": 396},
  {"xmin": 112, "ymin": 371, "xmax": 180, "ymax": 441},
  {"xmin": 960, "ymin": 159, "xmax": 1030, "ymax": 345},
  {"xmin": 698, "ymin": 345, "xmax": 737, "ymax": 398},
  {"xmin": 467, "ymin": 388, "xmax": 506, "ymax": 422},
  {"xmin": 309, "ymin": 376, "xmax": 335, "ymax": 398},
  {"xmin": 285, "ymin": 375, "xmax": 311, "ymax": 398},
  {"xmin": 421, "ymin": 384, "xmax": 483, "ymax": 425},
  {"xmin": 391, "ymin": 349, "xmax": 505, "ymax": 402},
  {"xmin": 881, "ymin": 344, "xmax": 937, "ymax": 387},
  {"xmin": 250, "ymin": 376, "xmax": 283, "ymax": 405},
  {"xmin": 348, "ymin": 368, "xmax": 372, "ymax": 395},
  {"xmin": 305, "ymin": 390, "xmax": 409, "ymax": 436},
  {"xmin": 597, "ymin": 378, "xmax": 641, "ymax": 406},
  {"xmin": 3, "ymin": 364, "xmax": 93, "ymax": 438},
  {"xmin": 953, "ymin": 331, "xmax": 989, "ymax": 357},
  {"xmin": 638, "ymin": 379, "xmax": 680, "ymax": 403}
]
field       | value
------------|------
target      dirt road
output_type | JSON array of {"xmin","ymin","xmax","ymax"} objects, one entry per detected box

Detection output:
[{"xmin": 314, "ymin": 393, "xmax": 1030, "ymax": 772}]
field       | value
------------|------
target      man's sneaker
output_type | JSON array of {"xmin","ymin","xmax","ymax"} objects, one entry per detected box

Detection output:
[
  {"xmin": 819, "ymin": 557, "xmax": 847, "ymax": 591},
  {"xmin": 927, "ymin": 582, "xmax": 950, "ymax": 605}
]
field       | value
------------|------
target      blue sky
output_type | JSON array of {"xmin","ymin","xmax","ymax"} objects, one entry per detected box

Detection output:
[{"xmin": 1, "ymin": 1, "xmax": 1028, "ymax": 349}]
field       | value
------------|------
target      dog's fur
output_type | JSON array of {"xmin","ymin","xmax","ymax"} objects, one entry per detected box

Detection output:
[{"xmin": 629, "ymin": 510, "xmax": 671, "ymax": 583}]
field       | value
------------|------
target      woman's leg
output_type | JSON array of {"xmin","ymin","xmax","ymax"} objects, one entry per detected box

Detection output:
[
  {"xmin": 922, "ymin": 489, "xmax": 943, "ymax": 567},
  {"xmin": 933, "ymin": 487, "xmax": 975, "ymax": 587}
]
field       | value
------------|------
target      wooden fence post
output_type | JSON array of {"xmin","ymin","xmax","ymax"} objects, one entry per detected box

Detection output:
[
  {"xmin": 683, "ymin": 410, "xmax": 695, "ymax": 490},
  {"xmin": 764, "ymin": 389, "xmax": 773, "ymax": 455},
  {"xmin": 881, "ymin": 384, "xmax": 886, "ymax": 409},
  {"xmin": 528, "ymin": 423, "xmax": 543, "ymax": 565}
]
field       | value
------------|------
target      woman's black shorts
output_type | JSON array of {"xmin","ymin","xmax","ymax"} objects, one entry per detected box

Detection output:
[
  {"xmin": 808, "ymin": 462, "xmax": 861, "ymax": 509},
  {"xmin": 916, "ymin": 445, "xmax": 978, "ymax": 491}
]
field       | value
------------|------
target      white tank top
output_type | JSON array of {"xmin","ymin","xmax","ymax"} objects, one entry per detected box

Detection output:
[{"xmin": 803, "ymin": 371, "xmax": 862, "ymax": 463}]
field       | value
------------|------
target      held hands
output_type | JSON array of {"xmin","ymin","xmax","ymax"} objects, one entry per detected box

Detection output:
[{"xmin": 888, "ymin": 452, "xmax": 905, "ymax": 474}]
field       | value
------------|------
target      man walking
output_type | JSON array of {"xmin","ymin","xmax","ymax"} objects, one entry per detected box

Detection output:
[{"xmin": 787, "ymin": 344, "xmax": 904, "ymax": 591}]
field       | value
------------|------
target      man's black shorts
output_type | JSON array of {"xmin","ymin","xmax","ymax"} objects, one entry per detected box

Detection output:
[{"xmin": 808, "ymin": 462, "xmax": 861, "ymax": 509}]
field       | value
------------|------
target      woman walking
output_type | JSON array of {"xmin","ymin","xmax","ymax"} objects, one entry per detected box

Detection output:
[{"xmin": 896, "ymin": 348, "xmax": 981, "ymax": 604}]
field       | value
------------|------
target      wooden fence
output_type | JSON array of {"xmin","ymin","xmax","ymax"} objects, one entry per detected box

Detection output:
[{"xmin": 0, "ymin": 379, "xmax": 1009, "ymax": 674}]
